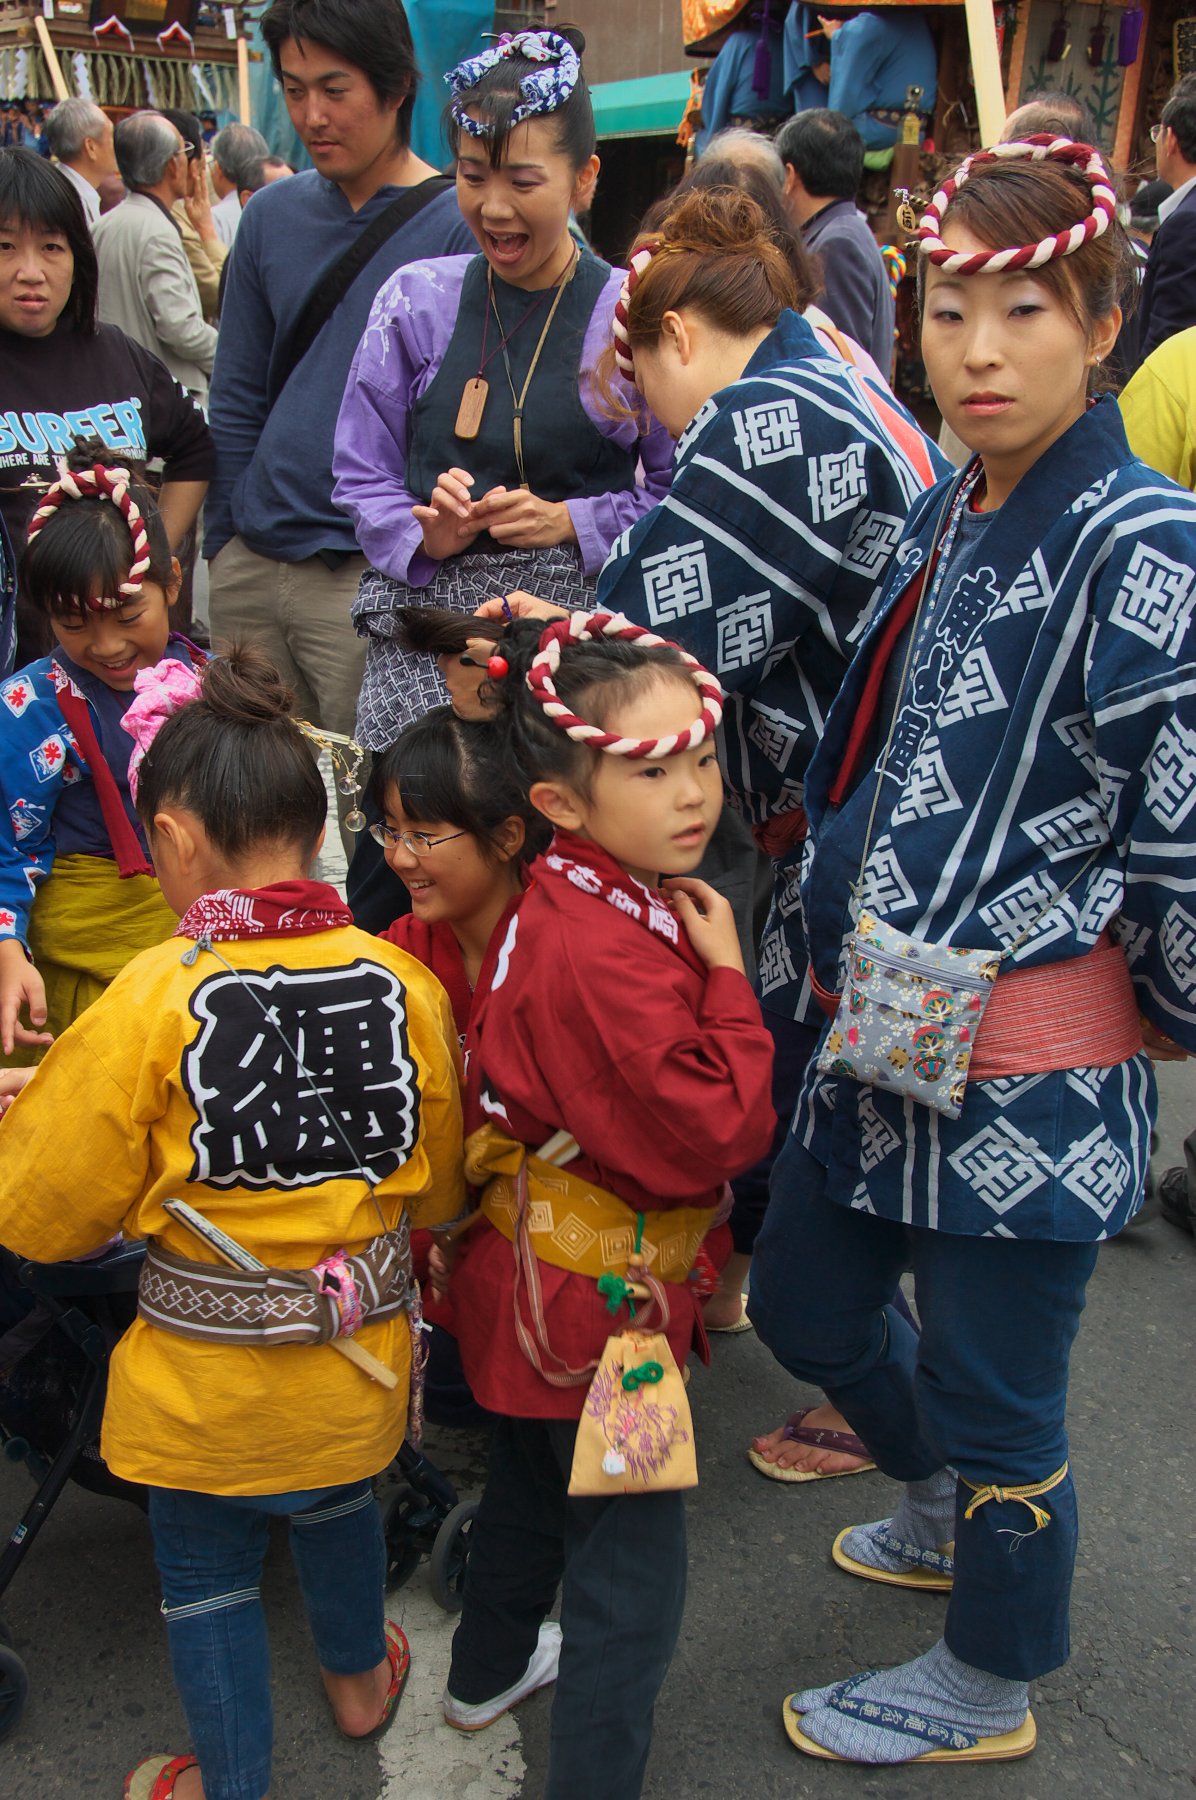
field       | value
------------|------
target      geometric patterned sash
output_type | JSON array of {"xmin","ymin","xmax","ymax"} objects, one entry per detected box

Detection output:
[
  {"xmin": 466, "ymin": 1124, "xmax": 715, "ymax": 1284},
  {"xmin": 138, "ymin": 1221, "xmax": 412, "ymax": 1347}
]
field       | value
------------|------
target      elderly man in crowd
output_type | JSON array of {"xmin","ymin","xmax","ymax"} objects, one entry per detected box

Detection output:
[
  {"xmin": 44, "ymin": 97, "xmax": 117, "ymax": 227},
  {"xmin": 93, "ymin": 111, "xmax": 217, "ymax": 405},
  {"xmin": 209, "ymin": 122, "xmax": 270, "ymax": 247}
]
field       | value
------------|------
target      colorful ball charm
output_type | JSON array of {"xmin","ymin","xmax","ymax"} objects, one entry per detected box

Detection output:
[{"xmin": 486, "ymin": 654, "xmax": 510, "ymax": 680}]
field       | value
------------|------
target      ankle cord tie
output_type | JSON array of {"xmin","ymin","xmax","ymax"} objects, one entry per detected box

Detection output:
[{"xmin": 962, "ymin": 1461, "xmax": 1069, "ymax": 1534}]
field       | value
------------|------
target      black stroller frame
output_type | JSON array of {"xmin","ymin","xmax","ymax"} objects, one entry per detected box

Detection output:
[{"xmin": 0, "ymin": 1242, "xmax": 477, "ymax": 1747}]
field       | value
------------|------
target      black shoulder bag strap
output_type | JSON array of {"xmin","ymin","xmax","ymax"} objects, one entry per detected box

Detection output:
[{"xmin": 266, "ymin": 174, "xmax": 453, "ymax": 408}]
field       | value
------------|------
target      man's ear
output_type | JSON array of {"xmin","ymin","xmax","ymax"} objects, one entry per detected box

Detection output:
[{"xmin": 529, "ymin": 779, "xmax": 587, "ymax": 834}]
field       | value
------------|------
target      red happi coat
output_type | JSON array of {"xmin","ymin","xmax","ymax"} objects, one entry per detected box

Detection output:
[
  {"xmin": 378, "ymin": 913, "xmax": 475, "ymax": 1040},
  {"xmin": 452, "ymin": 831, "xmax": 775, "ymax": 1419}
]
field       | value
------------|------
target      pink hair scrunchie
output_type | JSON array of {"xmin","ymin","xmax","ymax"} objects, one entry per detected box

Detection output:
[{"xmin": 122, "ymin": 658, "xmax": 204, "ymax": 802}]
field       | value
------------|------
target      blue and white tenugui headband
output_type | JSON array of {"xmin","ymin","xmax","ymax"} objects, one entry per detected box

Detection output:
[{"xmin": 446, "ymin": 30, "xmax": 580, "ymax": 136}]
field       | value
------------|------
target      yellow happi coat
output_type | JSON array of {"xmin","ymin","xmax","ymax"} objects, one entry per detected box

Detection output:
[{"xmin": 0, "ymin": 915, "xmax": 464, "ymax": 1494}]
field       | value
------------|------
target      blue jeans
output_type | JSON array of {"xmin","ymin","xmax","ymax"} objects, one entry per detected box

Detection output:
[
  {"xmin": 750, "ymin": 1139, "xmax": 1099, "ymax": 1681},
  {"xmin": 449, "ymin": 1416, "xmax": 686, "ymax": 1800},
  {"xmin": 147, "ymin": 1480, "xmax": 386, "ymax": 1800}
]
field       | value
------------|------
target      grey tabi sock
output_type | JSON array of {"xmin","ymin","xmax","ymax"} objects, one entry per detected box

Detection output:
[
  {"xmin": 791, "ymin": 1638, "xmax": 1029, "ymax": 1764},
  {"xmin": 838, "ymin": 1465, "xmax": 957, "ymax": 1575}
]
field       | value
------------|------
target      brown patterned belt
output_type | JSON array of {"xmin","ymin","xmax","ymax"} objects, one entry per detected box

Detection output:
[{"xmin": 137, "ymin": 1222, "xmax": 412, "ymax": 1348}]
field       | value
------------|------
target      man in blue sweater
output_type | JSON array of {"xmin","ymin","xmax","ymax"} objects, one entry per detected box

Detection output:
[{"xmin": 206, "ymin": 0, "xmax": 472, "ymax": 843}]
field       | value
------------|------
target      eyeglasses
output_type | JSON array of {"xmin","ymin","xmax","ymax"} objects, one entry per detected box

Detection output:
[
  {"xmin": 177, "ymin": 140, "xmax": 199, "ymax": 161},
  {"xmin": 1150, "ymin": 123, "xmax": 1166, "ymax": 143},
  {"xmin": 367, "ymin": 823, "xmax": 467, "ymax": 855}
]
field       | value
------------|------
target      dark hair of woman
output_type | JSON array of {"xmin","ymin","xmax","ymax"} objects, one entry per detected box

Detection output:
[
  {"xmin": 639, "ymin": 156, "xmax": 818, "ymax": 311},
  {"xmin": 135, "ymin": 644, "xmax": 327, "ymax": 862},
  {"xmin": 369, "ymin": 702, "xmax": 549, "ymax": 867},
  {"xmin": 19, "ymin": 439, "xmax": 174, "ymax": 617},
  {"xmin": 0, "ymin": 146, "xmax": 98, "ymax": 333},
  {"xmin": 445, "ymin": 26, "xmax": 595, "ymax": 172},
  {"xmin": 916, "ymin": 154, "xmax": 1137, "ymax": 393},
  {"xmin": 261, "ymin": 0, "xmax": 419, "ymax": 149}
]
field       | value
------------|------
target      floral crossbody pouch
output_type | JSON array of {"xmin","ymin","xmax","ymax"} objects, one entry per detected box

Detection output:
[{"xmin": 817, "ymin": 480, "xmax": 1102, "ymax": 1120}]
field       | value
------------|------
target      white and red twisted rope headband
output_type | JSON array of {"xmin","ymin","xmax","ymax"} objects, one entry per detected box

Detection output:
[
  {"xmin": 612, "ymin": 244, "xmax": 661, "ymax": 381},
  {"xmin": 525, "ymin": 611, "xmax": 724, "ymax": 757},
  {"xmin": 26, "ymin": 460, "xmax": 152, "ymax": 607},
  {"xmin": 918, "ymin": 135, "xmax": 1117, "ymax": 275}
]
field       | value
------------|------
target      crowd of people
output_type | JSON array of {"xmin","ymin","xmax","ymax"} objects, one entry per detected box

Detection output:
[{"xmin": 0, "ymin": 3, "xmax": 1193, "ymax": 1798}]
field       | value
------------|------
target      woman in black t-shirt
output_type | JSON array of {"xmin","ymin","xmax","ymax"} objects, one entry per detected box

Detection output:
[{"xmin": 0, "ymin": 150, "xmax": 214, "ymax": 663}]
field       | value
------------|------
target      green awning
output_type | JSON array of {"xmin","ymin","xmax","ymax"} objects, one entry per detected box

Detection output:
[{"xmin": 590, "ymin": 71, "xmax": 693, "ymax": 141}]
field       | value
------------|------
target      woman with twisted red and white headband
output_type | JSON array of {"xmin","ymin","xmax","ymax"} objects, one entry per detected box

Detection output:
[{"xmin": 742, "ymin": 138, "xmax": 1196, "ymax": 1764}]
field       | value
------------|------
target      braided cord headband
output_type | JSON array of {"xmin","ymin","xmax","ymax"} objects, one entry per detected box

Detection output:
[
  {"xmin": 611, "ymin": 244, "xmax": 662, "ymax": 382},
  {"xmin": 918, "ymin": 134, "xmax": 1117, "ymax": 274},
  {"xmin": 447, "ymin": 31, "xmax": 580, "ymax": 138},
  {"xmin": 26, "ymin": 460, "xmax": 152, "ymax": 606},
  {"xmin": 526, "ymin": 611, "xmax": 724, "ymax": 758}
]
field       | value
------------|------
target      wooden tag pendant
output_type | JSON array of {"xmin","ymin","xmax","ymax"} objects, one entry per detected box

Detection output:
[{"xmin": 455, "ymin": 376, "xmax": 489, "ymax": 440}]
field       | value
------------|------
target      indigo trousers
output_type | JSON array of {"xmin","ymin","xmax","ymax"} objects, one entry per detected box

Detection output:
[
  {"xmin": 148, "ymin": 1479, "xmax": 386, "ymax": 1800},
  {"xmin": 449, "ymin": 1416, "xmax": 686, "ymax": 1800},
  {"xmin": 750, "ymin": 1138, "xmax": 1099, "ymax": 1680}
]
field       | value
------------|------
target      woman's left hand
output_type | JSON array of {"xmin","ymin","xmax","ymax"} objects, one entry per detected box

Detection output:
[
  {"xmin": 437, "ymin": 635, "xmax": 503, "ymax": 720},
  {"xmin": 471, "ymin": 489, "xmax": 576, "ymax": 549}
]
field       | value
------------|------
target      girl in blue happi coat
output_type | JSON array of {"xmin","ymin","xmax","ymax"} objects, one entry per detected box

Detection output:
[
  {"xmin": 748, "ymin": 137, "xmax": 1196, "ymax": 1764},
  {"xmin": 0, "ymin": 449, "xmax": 193, "ymax": 1056}
]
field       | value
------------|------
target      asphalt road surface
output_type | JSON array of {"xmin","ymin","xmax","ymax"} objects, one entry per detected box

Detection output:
[{"xmin": 2, "ymin": 1066, "xmax": 1192, "ymax": 1800}]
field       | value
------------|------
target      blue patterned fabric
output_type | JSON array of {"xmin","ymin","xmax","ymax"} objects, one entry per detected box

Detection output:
[
  {"xmin": 446, "ymin": 31, "xmax": 580, "ymax": 136},
  {"xmin": 796, "ymin": 397, "xmax": 1196, "ymax": 1240},
  {"xmin": 595, "ymin": 308, "xmax": 947, "ymax": 1024}
]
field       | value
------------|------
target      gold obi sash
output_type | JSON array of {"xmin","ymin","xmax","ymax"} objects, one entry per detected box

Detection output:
[{"xmin": 464, "ymin": 1124, "xmax": 715, "ymax": 1284}]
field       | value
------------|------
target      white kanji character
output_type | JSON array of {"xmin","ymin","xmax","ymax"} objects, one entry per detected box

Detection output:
[
  {"xmin": 640, "ymin": 540, "xmax": 713, "ymax": 625},
  {"xmin": 717, "ymin": 595, "xmax": 773, "ymax": 673},
  {"xmin": 731, "ymin": 397, "xmax": 803, "ymax": 469}
]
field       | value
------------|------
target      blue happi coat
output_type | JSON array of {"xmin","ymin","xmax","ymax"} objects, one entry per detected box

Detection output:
[
  {"xmin": 797, "ymin": 397, "xmax": 1196, "ymax": 1241},
  {"xmin": 596, "ymin": 308, "xmax": 947, "ymax": 1022}
]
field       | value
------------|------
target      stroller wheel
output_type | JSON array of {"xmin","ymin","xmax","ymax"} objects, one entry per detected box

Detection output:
[
  {"xmin": 429, "ymin": 1498, "xmax": 478, "ymax": 1614},
  {"xmin": 0, "ymin": 1642, "xmax": 29, "ymax": 1744},
  {"xmin": 378, "ymin": 1485, "xmax": 422, "ymax": 1592}
]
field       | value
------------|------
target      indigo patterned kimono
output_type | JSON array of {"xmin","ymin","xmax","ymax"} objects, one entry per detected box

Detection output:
[
  {"xmin": 796, "ymin": 398, "xmax": 1196, "ymax": 1242},
  {"xmin": 596, "ymin": 308, "xmax": 947, "ymax": 1024}
]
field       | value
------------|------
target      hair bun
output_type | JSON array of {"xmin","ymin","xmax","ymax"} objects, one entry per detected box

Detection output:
[
  {"xmin": 201, "ymin": 643, "xmax": 297, "ymax": 726},
  {"xmin": 63, "ymin": 433, "xmax": 134, "ymax": 478},
  {"xmin": 556, "ymin": 24, "xmax": 586, "ymax": 56}
]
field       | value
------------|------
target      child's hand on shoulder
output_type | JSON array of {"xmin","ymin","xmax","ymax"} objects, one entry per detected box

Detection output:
[
  {"xmin": 662, "ymin": 878, "xmax": 745, "ymax": 975},
  {"xmin": 0, "ymin": 940, "xmax": 52, "ymax": 1057}
]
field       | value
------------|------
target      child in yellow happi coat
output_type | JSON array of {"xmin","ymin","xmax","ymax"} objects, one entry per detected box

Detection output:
[{"xmin": 0, "ymin": 645, "xmax": 465, "ymax": 1800}]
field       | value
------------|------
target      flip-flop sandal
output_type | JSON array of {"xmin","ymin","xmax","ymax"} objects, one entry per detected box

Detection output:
[
  {"xmin": 782, "ymin": 1697, "xmax": 1037, "ymax": 1763},
  {"xmin": 831, "ymin": 1523, "xmax": 954, "ymax": 1591},
  {"xmin": 707, "ymin": 1294, "xmax": 754, "ymax": 1334},
  {"xmin": 339, "ymin": 1620, "xmax": 411, "ymax": 1743},
  {"xmin": 124, "ymin": 1755, "xmax": 199, "ymax": 1799},
  {"xmin": 747, "ymin": 1409, "xmax": 878, "ymax": 1483}
]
